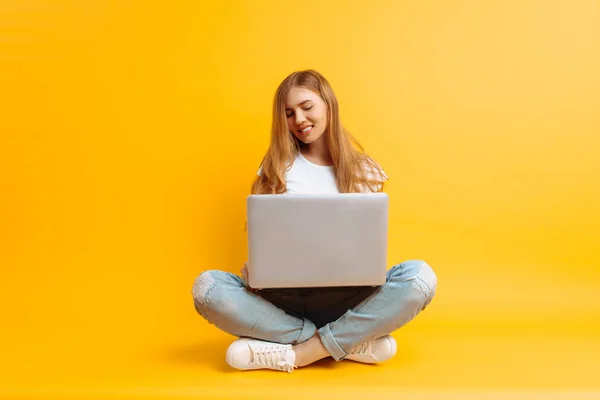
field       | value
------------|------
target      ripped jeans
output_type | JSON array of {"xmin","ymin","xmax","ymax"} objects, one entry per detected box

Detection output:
[{"xmin": 191, "ymin": 260, "xmax": 437, "ymax": 361}]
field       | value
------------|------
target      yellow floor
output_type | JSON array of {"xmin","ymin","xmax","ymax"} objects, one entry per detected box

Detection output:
[{"xmin": 1, "ymin": 253, "xmax": 599, "ymax": 400}]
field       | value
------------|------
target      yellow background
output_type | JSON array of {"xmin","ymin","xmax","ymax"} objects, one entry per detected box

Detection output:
[{"xmin": 1, "ymin": 1, "xmax": 599, "ymax": 399}]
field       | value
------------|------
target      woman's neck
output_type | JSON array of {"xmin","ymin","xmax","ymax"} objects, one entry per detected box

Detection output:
[{"xmin": 301, "ymin": 137, "xmax": 333, "ymax": 166}]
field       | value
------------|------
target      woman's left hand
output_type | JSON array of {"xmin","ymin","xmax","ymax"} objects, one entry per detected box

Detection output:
[{"xmin": 241, "ymin": 262, "xmax": 259, "ymax": 293}]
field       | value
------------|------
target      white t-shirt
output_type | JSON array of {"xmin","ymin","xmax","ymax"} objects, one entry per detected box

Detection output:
[
  {"xmin": 286, "ymin": 153, "xmax": 338, "ymax": 194},
  {"xmin": 259, "ymin": 152, "xmax": 387, "ymax": 194}
]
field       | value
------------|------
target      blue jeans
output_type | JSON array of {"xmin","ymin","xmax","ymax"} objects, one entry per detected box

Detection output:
[{"xmin": 192, "ymin": 260, "xmax": 437, "ymax": 361}]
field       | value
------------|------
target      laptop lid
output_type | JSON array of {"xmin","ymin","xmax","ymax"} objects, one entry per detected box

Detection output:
[{"xmin": 247, "ymin": 193, "xmax": 388, "ymax": 289}]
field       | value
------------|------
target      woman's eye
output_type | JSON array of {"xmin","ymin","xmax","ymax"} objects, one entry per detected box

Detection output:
[{"xmin": 286, "ymin": 105, "xmax": 312, "ymax": 117}]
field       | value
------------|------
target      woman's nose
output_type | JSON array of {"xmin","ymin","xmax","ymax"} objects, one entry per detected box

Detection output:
[{"xmin": 295, "ymin": 111, "xmax": 306, "ymax": 125}]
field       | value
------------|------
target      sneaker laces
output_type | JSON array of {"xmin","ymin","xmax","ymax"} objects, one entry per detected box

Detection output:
[
  {"xmin": 349, "ymin": 340, "xmax": 372, "ymax": 356},
  {"xmin": 251, "ymin": 345, "xmax": 296, "ymax": 372}
]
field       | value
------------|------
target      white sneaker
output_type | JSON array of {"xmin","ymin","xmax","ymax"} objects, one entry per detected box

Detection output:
[
  {"xmin": 344, "ymin": 335, "xmax": 397, "ymax": 363},
  {"xmin": 225, "ymin": 338, "xmax": 297, "ymax": 373}
]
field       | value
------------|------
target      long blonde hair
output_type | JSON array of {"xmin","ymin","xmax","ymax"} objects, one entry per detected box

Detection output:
[{"xmin": 251, "ymin": 70, "xmax": 386, "ymax": 194}]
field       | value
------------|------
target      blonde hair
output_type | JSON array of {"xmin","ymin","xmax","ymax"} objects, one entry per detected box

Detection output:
[{"xmin": 251, "ymin": 70, "xmax": 386, "ymax": 194}]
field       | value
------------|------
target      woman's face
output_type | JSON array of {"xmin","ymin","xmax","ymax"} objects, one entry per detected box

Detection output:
[{"xmin": 284, "ymin": 86, "xmax": 327, "ymax": 145}]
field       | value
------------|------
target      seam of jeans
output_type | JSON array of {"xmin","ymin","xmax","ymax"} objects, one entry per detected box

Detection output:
[
  {"xmin": 318, "ymin": 324, "xmax": 345, "ymax": 361},
  {"xmin": 296, "ymin": 318, "xmax": 317, "ymax": 344}
]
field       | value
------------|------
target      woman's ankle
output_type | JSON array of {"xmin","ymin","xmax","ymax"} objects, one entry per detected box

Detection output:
[{"xmin": 292, "ymin": 334, "xmax": 330, "ymax": 367}]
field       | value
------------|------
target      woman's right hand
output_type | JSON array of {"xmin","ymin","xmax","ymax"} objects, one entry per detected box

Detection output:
[{"xmin": 241, "ymin": 262, "xmax": 259, "ymax": 293}]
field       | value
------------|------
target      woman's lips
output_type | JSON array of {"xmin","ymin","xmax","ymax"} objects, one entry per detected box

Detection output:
[{"xmin": 298, "ymin": 126, "xmax": 313, "ymax": 135}]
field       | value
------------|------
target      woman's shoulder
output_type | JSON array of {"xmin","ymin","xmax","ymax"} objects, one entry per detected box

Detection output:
[{"xmin": 362, "ymin": 156, "xmax": 388, "ymax": 181}]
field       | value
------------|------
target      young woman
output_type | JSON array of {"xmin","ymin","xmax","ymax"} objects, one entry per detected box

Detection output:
[{"xmin": 192, "ymin": 70, "xmax": 437, "ymax": 373}]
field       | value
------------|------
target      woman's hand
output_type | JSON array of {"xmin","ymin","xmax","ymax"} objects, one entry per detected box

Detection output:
[{"xmin": 241, "ymin": 262, "xmax": 259, "ymax": 293}]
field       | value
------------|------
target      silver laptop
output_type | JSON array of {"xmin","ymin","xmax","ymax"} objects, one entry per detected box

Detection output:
[{"xmin": 247, "ymin": 193, "xmax": 388, "ymax": 289}]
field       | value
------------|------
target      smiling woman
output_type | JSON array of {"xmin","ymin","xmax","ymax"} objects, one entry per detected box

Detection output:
[
  {"xmin": 285, "ymin": 88, "xmax": 327, "ymax": 144},
  {"xmin": 251, "ymin": 70, "xmax": 387, "ymax": 194},
  {"xmin": 191, "ymin": 70, "xmax": 436, "ymax": 373}
]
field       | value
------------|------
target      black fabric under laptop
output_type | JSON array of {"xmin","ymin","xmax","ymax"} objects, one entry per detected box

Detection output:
[{"xmin": 258, "ymin": 285, "xmax": 380, "ymax": 329}]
